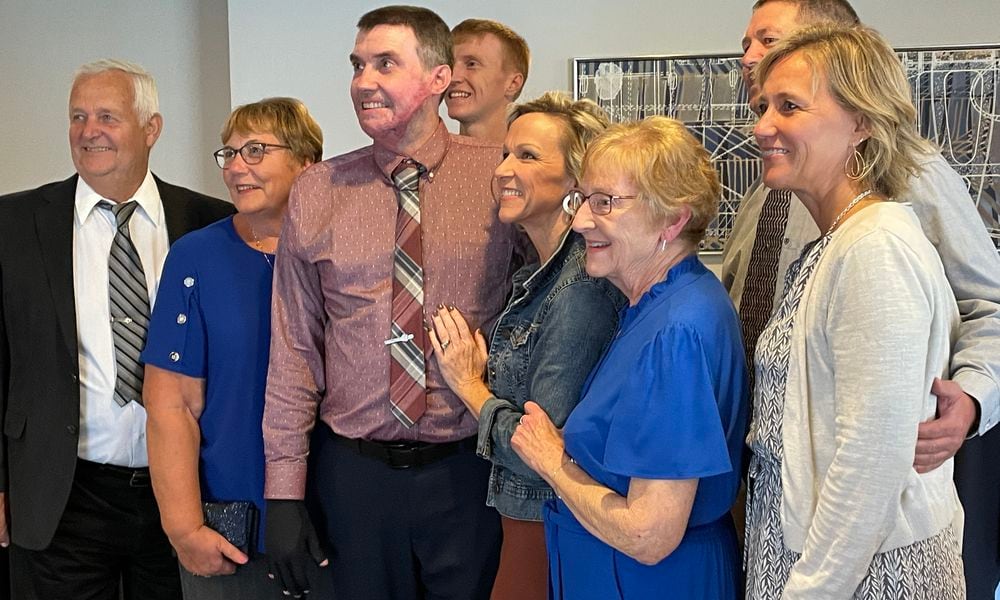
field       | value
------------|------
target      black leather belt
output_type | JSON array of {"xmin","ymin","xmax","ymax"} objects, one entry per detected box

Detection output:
[
  {"xmin": 76, "ymin": 458, "xmax": 151, "ymax": 487},
  {"xmin": 329, "ymin": 430, "xmax": 476, "ymax": 469}
]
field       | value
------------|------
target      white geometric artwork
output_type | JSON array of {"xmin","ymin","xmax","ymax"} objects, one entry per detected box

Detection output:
[{"xmin": 575, "ymin": 47, "xmax": 1000, "ymax": 253}]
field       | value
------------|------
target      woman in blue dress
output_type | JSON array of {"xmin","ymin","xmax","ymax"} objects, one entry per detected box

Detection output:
[
  {"xmin": 141, "ymin": 98, "xmax": 325, "ymax": 599},
  {"xmin": 512, "ymin": 116, "xmax": 749, "ymax": 599}
]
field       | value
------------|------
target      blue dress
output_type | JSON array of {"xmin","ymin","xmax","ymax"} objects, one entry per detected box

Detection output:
[
  {"xmin": 545, "ymin": 255, "xmax": 748, "ymax": 599},
  {"xmin": 141, "ymin": 216, "xmax": 273, "ymax": 553}
]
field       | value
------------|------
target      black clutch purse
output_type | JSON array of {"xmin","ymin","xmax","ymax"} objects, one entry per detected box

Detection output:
[{"xmin": 203, "ymin": 501, "xmax": 259, "ymax": 556}]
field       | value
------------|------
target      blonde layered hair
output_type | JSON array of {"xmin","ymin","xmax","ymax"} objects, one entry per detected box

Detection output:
[
  {"xmin": 507, "ymin": 91, "xmax": 609, "ymax": 181},
  {"xmin": 755, "ymin": 24, "xmax": 935, "ymax": 198}
]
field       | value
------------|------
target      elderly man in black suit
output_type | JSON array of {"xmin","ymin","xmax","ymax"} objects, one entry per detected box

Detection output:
[{"xmin": 0, "ymin": 58, "xmax": 233, "ymax": 600}]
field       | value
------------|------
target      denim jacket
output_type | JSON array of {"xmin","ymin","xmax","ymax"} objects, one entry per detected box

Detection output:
[{"xmin": 478, "ymin": 231, "xmax": 625, "ymax": 520}]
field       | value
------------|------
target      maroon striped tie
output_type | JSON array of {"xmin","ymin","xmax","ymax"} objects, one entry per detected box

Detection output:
[{"xmin": 388, "ymin": 161, "xmax": 427, "ymax": 427}]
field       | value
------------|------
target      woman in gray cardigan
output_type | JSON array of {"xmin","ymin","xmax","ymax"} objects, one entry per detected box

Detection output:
[{"xmin": 743, "ymin": 25, "xmax": 965, "ymax": 599}]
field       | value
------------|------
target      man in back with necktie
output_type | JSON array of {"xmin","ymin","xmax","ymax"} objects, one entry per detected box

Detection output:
[
  {"xmin": 0, "ymin": 58, "xmax": 233, "ymax": 599},
  {"xmin": 721, "ymin": 1, "xmax": 1000, "ymax": 596},
  {"xmin": 260, "ymin": 6, "xmax": 518, "ymax": 599}
]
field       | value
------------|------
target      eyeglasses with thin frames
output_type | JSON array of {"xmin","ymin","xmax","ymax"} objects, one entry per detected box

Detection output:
[
  {"xmin": 214, "ymin": 142, "xmax": 291, "ymax": 169},
  {"xmin": 562, "ymin": 189, "xmax": 638, "ymax": 216}
]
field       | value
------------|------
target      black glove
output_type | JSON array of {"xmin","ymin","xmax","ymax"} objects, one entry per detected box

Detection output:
[{"xmin": 265, "ymin": 500, "xmax": 327, "ymax": 598}]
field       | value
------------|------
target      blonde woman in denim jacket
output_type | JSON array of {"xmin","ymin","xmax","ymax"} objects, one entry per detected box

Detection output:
[{"xmin": 430, "ymin": 92, "xmax": 624, "ymax": 600}]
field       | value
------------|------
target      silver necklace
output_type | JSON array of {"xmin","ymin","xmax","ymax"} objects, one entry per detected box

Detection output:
[
  {"xmin": 825, "ymin": 189, "xmax": 873, "ymax": 236},
  {"xmin": 249, "ymin": 222, "xmax": 274, "ymax": 269}
]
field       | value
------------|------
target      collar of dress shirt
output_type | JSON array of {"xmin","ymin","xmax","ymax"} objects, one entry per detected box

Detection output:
[
  {"xmin": 372, "ymin": 119, "xmax": 452, "ymax": 184},
  {"xmin": 74, "ymin": 169, "xmax": 163, "ymax": 227}
]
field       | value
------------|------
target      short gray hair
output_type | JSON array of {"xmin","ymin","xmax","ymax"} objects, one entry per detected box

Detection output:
[
  {"xmin": 751, "ymin": 0, "xmax": 860, "ymax": 26},
  {"xmin": 73, "ymin": 59, "xmax": 159, "ymax": 124}
]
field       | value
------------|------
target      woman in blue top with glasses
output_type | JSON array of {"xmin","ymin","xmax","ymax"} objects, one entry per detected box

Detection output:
[
  {"xmin": 429, "ymin": 92, "xmax": 624, "ymax": 600},
  {"xmin": 142, "ymin": 98, "xmax": 328, "ymax": 599},
  {"xmin": 512, "ymin": 117, "xmax": 749, "ymax": 599}
]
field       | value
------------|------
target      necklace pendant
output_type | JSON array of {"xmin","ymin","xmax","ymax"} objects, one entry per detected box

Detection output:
[{"xmin": 248, "ymin": 221, "xmax": 275, "ymax": 269}]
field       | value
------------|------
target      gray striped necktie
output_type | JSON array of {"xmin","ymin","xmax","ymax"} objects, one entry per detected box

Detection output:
[{"xmin": 99, "ymin": 200, "xmax": 149, "ymax": 406}]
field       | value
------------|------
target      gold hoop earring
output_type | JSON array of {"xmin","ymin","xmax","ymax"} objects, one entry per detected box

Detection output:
[{"xmin": 846, "ymin": 145, "xmax": 871, "ymax": 181}]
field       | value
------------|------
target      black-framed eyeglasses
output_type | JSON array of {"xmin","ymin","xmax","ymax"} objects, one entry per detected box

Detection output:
[
  {"xmin": 213, "ymin": 142, "xmax": 291, "ymax": 168},
  {"xmin": 562, "ymin": 189, "xmax": 638, "ymax": 216}
]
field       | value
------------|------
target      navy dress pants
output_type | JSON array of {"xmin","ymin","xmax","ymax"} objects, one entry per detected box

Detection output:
[
  {"xmin": 306, "ymin": 422, "xmax": 502, "ymax": 600},
  {"xmin": 954, "ymin": 427, "xmax": 1000, "ymax": 600}
]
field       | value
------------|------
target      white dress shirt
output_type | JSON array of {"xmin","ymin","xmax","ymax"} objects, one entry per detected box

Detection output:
[{"xmin": 74, "ymin": 171, "xmax": 169, "ymax": 467}]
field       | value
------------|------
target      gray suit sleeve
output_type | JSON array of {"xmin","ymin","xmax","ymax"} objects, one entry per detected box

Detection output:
[{"xmin": 906, "ymin": 153, "xmax": 1000, "ymax": 434}]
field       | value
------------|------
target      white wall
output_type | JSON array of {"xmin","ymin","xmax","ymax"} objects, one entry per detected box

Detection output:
[
  {"xmin": 3, "ymin": 1, "xmax": 998, "ymax": 198},
  {"xmin": 0, "ymin": 0, "xmax": 232, "ymax": 198},
  {"xmin": 227, "ymin": 0, "xmax": 1000, "ymax": 159},
  {"xmin": 0, "ymin": 6, "xmax": 997, "ymax": 595}
]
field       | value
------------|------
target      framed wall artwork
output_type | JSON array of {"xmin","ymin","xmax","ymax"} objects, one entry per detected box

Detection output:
[{"xmin": 574, "ymin": 45, "xmax": 1000, "ymax": 254}]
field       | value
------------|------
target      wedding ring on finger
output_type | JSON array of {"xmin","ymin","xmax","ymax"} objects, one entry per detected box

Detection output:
[{"xmin": 441, "ymin": 339, "xmax": 451, "ymax": 351}]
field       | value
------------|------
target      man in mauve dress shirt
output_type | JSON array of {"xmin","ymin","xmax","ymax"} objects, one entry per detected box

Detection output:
[{"xmin": 261, "ymin": 6, "xmax": 516, "ymax": 599}]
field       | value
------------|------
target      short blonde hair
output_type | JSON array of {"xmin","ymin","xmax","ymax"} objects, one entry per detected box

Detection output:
[
  {"xmin": 755, "ymin": 24, "xmax": 935, "ymax": 198},
  {"xmin": 221, "ymin": 97, "xmax": 323, "ymax": 165},
  {"xmin": 581, "ymin": 116, "xmax": 720, "ymax": 247},
  {"xmin": 452, "ymin": 19, "xmax": 530, "ymax": 99},
  {"xmin": 507, "ymin": 91, "xmax": 609, "ymax": 181}
]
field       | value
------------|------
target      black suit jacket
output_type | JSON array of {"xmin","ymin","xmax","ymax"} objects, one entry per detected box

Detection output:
[{"xmin": 0, "ymin": 174, "xmax": 234, "ymax": 550}]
